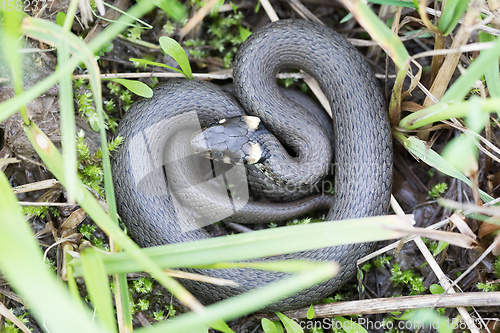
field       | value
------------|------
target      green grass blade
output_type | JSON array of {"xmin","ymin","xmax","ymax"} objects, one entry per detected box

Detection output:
[
  {"xmin": 21, "ymin": 12, "xmax": 121, "ymax": 242},
  {"xmin": 159, "ymin": 36, "xmax": 193, "ymax": 79},
  {"xmin": 344, "ymin": 0, "xmax": 410, "ymax": 70},
  {"xmin": 479, "ymin": 33, "xmax": 500, "ymax": 98},
  {"xmin": 0, "ymin": 9, "xmax": 28, "ymax": 123},
  {"xmin": 129, "ymin": 57, "xmax": 185, "ymax": 74},
  {"xmin": 441, "ymin": 37, "xmax": 500, "ymax": 103},
  {"xmin": 209, "ymin": 320, "xmax": 234, "ymax": 333},
  {"xmin": 134, "ymin": 262, "xmax": 337, "ymax": 332},
  {"xmin": 22, "ymin": 17, "xmax": 96, "ymax": 60},
  {"xmin": 0, "ymin": 171, "xmax": 108, "ymax": 333},
  {"xmin": 438, "ymin": 0, "xmax": 471, "ymax": 36},
  {"xmin": 70, "ymin": 215, "xmax": 413, "ymax": 276},
  {"xmin": 65, "ymin": 263, "xmax": 82, "ymax": 303},
  {"xmin": 152, "ymin": 0, "xmax": 187, "ymax": 21},
  {"xmin": 21, "ymin": 16, "xmax": 138, "ymax": 322},
  {"xmin": 100, "ymin": 1, "xmax": 153, "ymax": 29},
  {"xmin": 369, "ymin": 0, "xmax": 416, "ymax": 8},
  {"xmin": 404, "ymin": 309, "xmax": 453, "ymax": 333},
  {"xmin": 58, "ymin": 31, "xmax": 77, "ymax": 204},
  {"xmin": 441, "ymin": 97, "xmax": 488, "ymax": 175},
  {"xmin": 114, "ymin": 273, "xmax": 133, "ymax": 332},
  {"xmin": 399, "ymin": 97, "xmax": 500, "ymax": 129},
  {"xmin": 81, "ymin": 247, "xmax": 117, "ymax": 333},
  {"xmin": 399, "ymin": 134, "xmax": 493, "ymax": 203},
  {"xmin": 479, "ymin": 32, "xmax": 500, "ymax": 118}
]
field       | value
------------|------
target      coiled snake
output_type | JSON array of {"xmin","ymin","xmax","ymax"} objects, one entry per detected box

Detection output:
[{"xmin": 112, "ymin": 19, "xmax": 393, "ymax": 311}]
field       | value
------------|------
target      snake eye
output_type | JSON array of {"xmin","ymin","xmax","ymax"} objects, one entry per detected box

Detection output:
[{"xmin": 243, "ymin": 142, "xmax": 263, "ymax": 164}]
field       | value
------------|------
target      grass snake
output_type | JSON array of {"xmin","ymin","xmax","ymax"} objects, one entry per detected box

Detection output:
[{"xmin": 112, "ymin": 19, "xmax": 393, "ymax": 311}]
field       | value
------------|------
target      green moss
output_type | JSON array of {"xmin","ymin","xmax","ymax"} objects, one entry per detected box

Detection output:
[
  {"xmin": 183, "ymin": 9, "xmax": 249, "ymax": 68},
  {"xmin": 428, "ymin": 182, "xmax": 448, "ymax": 199},
  {"xmin": 477, "ymin": 281, "xmax": 500, "ymax": 292},
  {"xmin": 0, "ymin": 311, "xmax": 31, "ymax": 333},
  {"xmin": 132, "ymin": 277, "xmax": 154, "ymax": 294},
  {"xmin": 76, "ymin": 129, "xmax": 123, "ymax": 196},
  {"xmin": 390, "ymin": 263, "xmax": 426, "ymax": 295}
]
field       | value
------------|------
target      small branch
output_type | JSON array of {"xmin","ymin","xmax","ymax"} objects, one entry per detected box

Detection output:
[
  {"xmin": 259, "ymin": 0, "xmax": 280, "ymax": 22},
  {"xmin": 258, "ymin": 292, "xmax": 500, "ymax": 319}
]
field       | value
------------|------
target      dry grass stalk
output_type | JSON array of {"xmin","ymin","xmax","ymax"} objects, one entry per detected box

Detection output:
[{"xmin": 262, "ymin": 292, "xmax": 500, "ymax": 319}]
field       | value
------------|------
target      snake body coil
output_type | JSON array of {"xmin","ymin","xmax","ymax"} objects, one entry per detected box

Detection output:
[{"xmin": 112, "ymin": 19, "xmax": 393, "ymax": 310}]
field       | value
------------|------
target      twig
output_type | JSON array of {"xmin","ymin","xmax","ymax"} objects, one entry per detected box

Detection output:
[
  {"xmin": 259, "ymin": 0, "xmax": 280, "ymax": 22},
  {"xmin": 287, "ymin": 0, "xmax": 325, "ymax": 25},
  {"xmin": 412, "ymin": 41, "xmax": 496, "ymax": 60},
  {"xmin": 259, "ymin": 292, "xmax": 500, "ymax": 319},
  {"xmin": 72, "ymin": 71, "xmax": 316, "ymax": 81},
  {"xmin": 179, "ymin": 0, "xmax": 221, "ymax": 38}
]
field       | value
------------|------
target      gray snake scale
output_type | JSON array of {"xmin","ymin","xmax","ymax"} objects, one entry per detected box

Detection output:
[{"xmin": 112, "ymin": 19, "xmax": 393, "ymax": 311}]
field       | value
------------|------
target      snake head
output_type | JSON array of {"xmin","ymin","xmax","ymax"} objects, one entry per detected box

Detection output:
[{"xmin": 190, "ymin": 116, "xmax": 267, "ymax": 165}]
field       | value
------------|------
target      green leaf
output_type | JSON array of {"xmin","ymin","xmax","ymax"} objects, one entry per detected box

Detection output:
[
  {"xmin": 56, "ymin": 12, "xmax": 66, "ymax": 26},
  {"xmin": 238, "ymin": 25, "xmax": 251, "ymax": 41},
  {"xmin": 430, "ymin": 284, "xmax": 445, "ymax": 294},
  {"xmin": 262, "ymin": 319, "xmax": 284, "ymax": 333},
  {"xmin": 306, "ymin": 304, "xmax": 315, "ymax": 320},
  {"xmin": 479, "ymin": 32, "xmax": 500, "ymax": 118},
  {"xmin": 441, "ymin": 96, "xmax": 485, "ymax": 175},
  {"xmin": 334, "ymin": 316, "xmax": 368, "ymax": 333},
  {"xmin": 209, "ymin": 320, "xmax": 235, "ymax": 333},
  {"xmin": 432, "ymin": 241, "xmax": 449, "ymax": 257},
  {"xmin": 109, "ymin": 78, "xmax": 153, "ymax": 98},
  {"xmin": 399, "ymin": 134, "xmax": 493, "ymax": 203},
  {"xmin": 231, "ymin": 2, "xmax": 238, "ymax": 13},
  {"xmin": 438, "ymin": 0, "xmax": 471, "ymax": 36},
  {"xmin": 81, "ymin": 247, "xmax": 117, "ymax": 333},
  {"xmin": 441, "ymin": 134, "xmax": 477, "ymax": 176},
  {"xmin": 276, "ymin": 312, "xmax": 303, "ymax": 333},
  {"xmin": 152, "ymin": 0, "xmax": 187, "ymax": 21},
  {"xmin": 405, "ymin": 309, "xmax": 452, "ymax": 333},
  {"xmin": 442, "ymin": 37, "xmax": 500, "ymax": 103},
  {"xmin": 368, "ymin": 0, "xmax": 416, "ymax": 8},
  {"xmin": 159, "ymin": 36, "xmax": 193, "ymax": 79},
  {"xmin": 69, "ymin": 215, "xmax": 411, "ymax": 276},
  {"xmin": 340, "ymin": 12, "xmax": 353, "ymax": 24}
]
